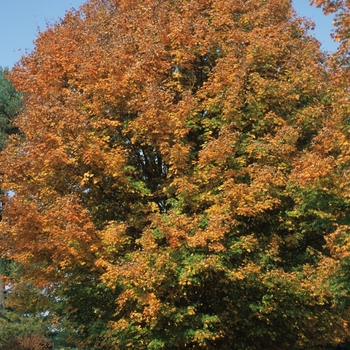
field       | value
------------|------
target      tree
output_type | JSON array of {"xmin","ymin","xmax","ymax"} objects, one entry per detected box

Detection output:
[
  {"xmin": 1, "ymin": 0, "xmax": 350, "ymax": 348},
  {"xmin": 0, "ymin": 66, "xmax": 21, "ymax": 294},
  {"xmin": 0, "ymin": 67, "xmax": 19, "ymax": 313},
  {"xmin": 0, "ymin": 68, "xmax": 21, "ymax": 149},
  {"xmin": 0, "ymin": 69, "xmax": 54, "ymax": 347},
  {"xmin": 0, "ymin": 334, "xmax": 52, "ymax": 350},
  {"xmin": 307, "ymin": 1, "xmax": 350, "ymax": 348}
]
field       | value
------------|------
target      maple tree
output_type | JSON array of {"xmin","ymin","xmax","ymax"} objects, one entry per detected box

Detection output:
[{"xmin": 1, "ymin": 0, "xmax": 350, "ymax": 348}]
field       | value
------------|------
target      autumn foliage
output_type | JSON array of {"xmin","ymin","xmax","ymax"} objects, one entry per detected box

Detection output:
[
  {"xmin": 1, "ymin": 0, "xmax": 350, "ymax": 348},
  {"xmin": 0, "ymin": 334, "xmax": 52, "ymax": 350}
]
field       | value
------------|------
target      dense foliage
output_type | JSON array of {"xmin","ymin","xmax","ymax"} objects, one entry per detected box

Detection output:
[
  {"xmin": 0, "ymin": 68, "xmax": 52, "ymax": 346},
  {"xmin": 0, "ymin": 68, "xmax": 21, "ymax": 149},
  {"xmin": 1, "ymin": 0, "xmax": 350, "ymax": 348},
  {"xmin": 0, "ymin": 334, "xmax": 52, "ymax": 350}
]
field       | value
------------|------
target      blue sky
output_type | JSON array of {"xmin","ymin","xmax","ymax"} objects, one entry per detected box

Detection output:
[
  {"xmin": 0, "ymin": 0, "xmax": 338, "ymax": 69},
  {"xmin": 293, "ymin": 0, "xmax": 338, "ymax": 52},
  {"xmin": 1, "ymin": 0, "xmax": 85, "ymax": 69}
]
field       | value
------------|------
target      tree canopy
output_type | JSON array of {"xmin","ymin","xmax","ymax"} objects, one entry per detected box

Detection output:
[{"xmin": 1, "ymin": 0, "xmax": 350, "ymax": 349}]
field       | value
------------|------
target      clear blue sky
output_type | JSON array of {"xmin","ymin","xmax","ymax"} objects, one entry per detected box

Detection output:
[
  {"xmin": 1, "ymin": 0, "xmax": 85, "ymax": 69},
  {"xmin": 0, "ymin": 0, "xmax": 338, "ymax": 69},
  {"xmin": 293, "ymin": 0, "xmax": 338, "ymax": 52}
]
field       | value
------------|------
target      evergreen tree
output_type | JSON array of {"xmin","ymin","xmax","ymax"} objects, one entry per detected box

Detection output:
[{"xmin": 0, "ymin": 67, "xmax": 20, "ymax": 149}]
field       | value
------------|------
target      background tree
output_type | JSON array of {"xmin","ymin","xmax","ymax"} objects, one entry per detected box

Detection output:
[
  {"xmin": 0, "ymin": 67, "xmax": 20, "ymax": 149},
  {"xmin": 1, "ymin": 0, "xmax": 350, "ymax": 348},
  {"xmin": 0, "ymin": 69, "xmax": 55, "ymax": 347},
  {"xmin": 0, "ymin": 66, "xmax": 21, "ymax": 295},
  {"xmin": 0, "ymin": 66, "xmax": 18, "ymax": 319},
  {"xmin": 0, "ymin": 66, "xmax": 20, "ymax": 307},
  {"xmin": 0, "ymin": 334, "xmax": 52, "ymax": 350}
]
